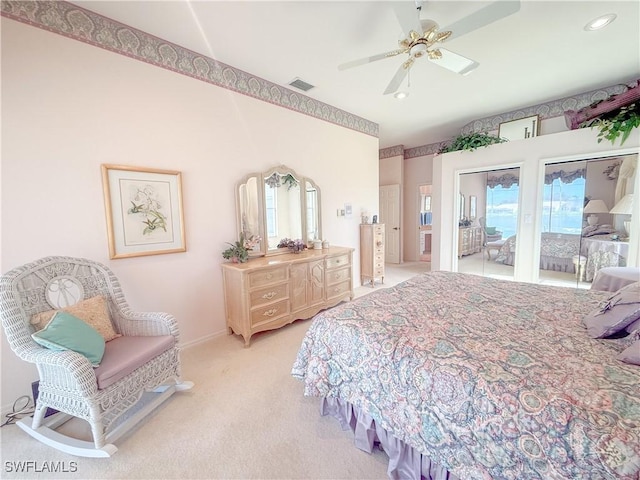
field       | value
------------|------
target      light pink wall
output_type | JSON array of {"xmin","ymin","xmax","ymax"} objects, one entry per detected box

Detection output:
[
  {"xmin": 402, "ymin": 154, "xmax": 434, "ymax": 261},
  {"xmin": 1, "ymin": 19, "xmax": 379, "ymax": 408}
]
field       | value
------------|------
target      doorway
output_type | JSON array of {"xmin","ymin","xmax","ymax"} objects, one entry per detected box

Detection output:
[
  {"xmin": 418, "ymin": 184, "xmax": 432, "ymax": 262},
  {"xmin": 380, "ymin": 184, "xmax": 401, "ymax": 264}
]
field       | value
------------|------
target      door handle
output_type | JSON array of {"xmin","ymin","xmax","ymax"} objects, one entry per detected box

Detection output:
[{"xmin": 393, "ymin": 227, "xmax": 399, "ymax": 230}]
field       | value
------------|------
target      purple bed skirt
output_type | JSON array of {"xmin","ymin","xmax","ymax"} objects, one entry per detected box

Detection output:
[{"xmin": 320, "ymin": 397, "xmax": 459, "ymax": 480}]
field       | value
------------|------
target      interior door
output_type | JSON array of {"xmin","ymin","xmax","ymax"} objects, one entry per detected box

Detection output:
[{"xmin": 380, "ymin": 184, "xmax": 401, "ymax": 263}]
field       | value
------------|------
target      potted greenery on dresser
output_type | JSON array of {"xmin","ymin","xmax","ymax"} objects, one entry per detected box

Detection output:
[{"xmin": 222, "ymin": 234, "xmax": 260, "ymax": 263}]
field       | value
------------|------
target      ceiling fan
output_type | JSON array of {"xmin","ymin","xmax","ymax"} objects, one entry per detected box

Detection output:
[{"xmin": 338, "ymin": 1, "xmax": 521, "ymax": 95}]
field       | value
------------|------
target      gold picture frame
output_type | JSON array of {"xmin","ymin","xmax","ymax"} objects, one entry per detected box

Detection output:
[{"xmin": 101, "ymin": 164, "xmax": 186, "ymax": 259}]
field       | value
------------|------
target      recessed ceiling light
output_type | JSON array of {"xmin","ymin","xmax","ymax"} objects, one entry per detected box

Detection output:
[
  {"xmin": 394, "ymin": 91, "xmax": 409, "ymax": 100},
  {"xmin": 584, "ymin": 13, "xmax": 616, "ymax": 31}
]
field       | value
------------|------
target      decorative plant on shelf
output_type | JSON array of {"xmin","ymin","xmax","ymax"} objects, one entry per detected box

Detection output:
[
  {"xmin": 437, "ymin": 132, "xmax": 507, "ymax": 154},
  {"xmin": 222, "ymin": 233, "xmax": 261, "ymax": 263},
  {"xmin": 581, "ymin": 102, "xmax": 640, "ymax": 146},
  {"xmin": 277, "ymin": 238, "xmax": 307, "ymax": 253}
]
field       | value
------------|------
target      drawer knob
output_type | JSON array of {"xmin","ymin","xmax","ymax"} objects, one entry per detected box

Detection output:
[
  {"xmin": 334, "ymin": 273, "xmax": 342, "ymax": 280},
  {"xmin": 376, "ymin": 241, "xmax": 383, "ymax": 247},
  {"xmin": 262, "ymin": 291, "xmax": 277, "ymax": 300},
  {"xmin": 266, "ymin": 273, "xmax": 273, "ymax": 279},
  {"xmin": 336, "ymin": 259, "xmax": 341, "ymax": 264},
  {"xmin": 263, "ymin": 308, "xmax": 278, "ymax": 317},
  {"xmin": 334, "ymin": 287, "xmax": 341, "ymax": 293}
]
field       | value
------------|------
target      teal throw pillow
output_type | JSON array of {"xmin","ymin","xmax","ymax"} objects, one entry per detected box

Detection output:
[
  {"xmin": 486, "ymin": 227, "xmax": 497, "ymax": 235},
  {"xmin": 32, "ymin": 311, "xmax": 106, "ymax": 366}
]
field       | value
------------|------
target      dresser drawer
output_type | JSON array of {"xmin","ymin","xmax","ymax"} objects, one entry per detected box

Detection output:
[
  {"xmin": 248, "ymin": 266, "xmax": 288, "ymax": 289},
  {"xmin": 326, "ymin": 266, "xmax": 351, "ymax": 286},
  {"xmin": 249, "ymin": 283, "xmax": 288, "ymax": 307},
  {"xmin": 326, "ymin": 254, "xmax": 349, "ymax": 270},
  {"xmin": 250, "ymin": 299, "xmax": 289, "ymax": 326},
  {"xmin": 326, "ymin": 280, "xmax": 351, "ymax": 300}
]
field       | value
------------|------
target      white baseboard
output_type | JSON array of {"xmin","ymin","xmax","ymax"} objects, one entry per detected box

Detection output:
[{"xmin": 179, "ymin": 329, "xmax": 227, "ymax": 350}]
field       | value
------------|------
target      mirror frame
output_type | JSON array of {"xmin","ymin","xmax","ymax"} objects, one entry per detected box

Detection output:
[{"xmin": 236, "ymin": 164, "xmax": 322, "ymax": 257}]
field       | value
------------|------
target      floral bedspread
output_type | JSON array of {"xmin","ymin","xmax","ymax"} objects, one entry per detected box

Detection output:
[{"xmin": 291, "ymin": 271, "xmax": 640, "ymax": 480}]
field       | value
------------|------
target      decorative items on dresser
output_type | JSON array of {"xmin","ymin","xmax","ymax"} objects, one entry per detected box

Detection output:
[
  {"xmin": 222, "ymin": 247, "xmax": 354, "ymax": 346},
  {"xmin": 360, "ymin": 223, "xmax": 385, "ymax": 287},
  {"xmin": 224, "ymin": 164, "xmax": 354, "ymax": 346},
  {"xmin": 458, "ymin": 226, "xmax": 482, "ymax": 257}
]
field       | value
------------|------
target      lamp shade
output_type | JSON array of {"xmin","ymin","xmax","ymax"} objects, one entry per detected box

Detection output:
[
  {"xmin": 583, "ymin": 199, "xmax": 609, "ymax": 214},
  {"xmin": 610, "ymin": 194, "xmax": 633, "ymax": 215}
]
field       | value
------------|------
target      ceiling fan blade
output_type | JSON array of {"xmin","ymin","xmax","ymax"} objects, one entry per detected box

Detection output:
[
  {"xmin": 442, "ymin": 1, "xmax": 520, "ymax": 42},
  {"xmin": 338, "ymin": 50, "xmax": 404, "ymax": 71},
  {"xmin": 392, "ymin": 2, "xmax": 423, "ymax": 38},
  {"xmin": 428, "ymin": 48, "xmax": 479, "ymax": 75},
  {"xmin": 383, "ymin": 60, "xmax": 411, "ymax": 95}
]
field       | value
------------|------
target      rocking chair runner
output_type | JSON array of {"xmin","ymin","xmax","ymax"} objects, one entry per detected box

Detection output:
[{"xmin": 0, "ymin": 256, "xmax": 193, "ymax": 457}]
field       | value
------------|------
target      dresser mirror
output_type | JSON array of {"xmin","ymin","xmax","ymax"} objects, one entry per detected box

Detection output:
[{"xmin": 236, "ymin": 165, "xmax": 322, "ymax": 256}]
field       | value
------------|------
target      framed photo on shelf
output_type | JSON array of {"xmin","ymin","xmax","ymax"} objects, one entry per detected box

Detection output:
[
  {"xmin": 498, "ymin": 115, "xmax": 539, "ymax": 141},
  {"xmin": 101, "ymin": 164, "xmax": 186, "ymax": 259}
]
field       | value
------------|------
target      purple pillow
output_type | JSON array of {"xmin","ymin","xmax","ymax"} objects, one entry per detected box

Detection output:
[
  {"xmin": 583, "ymin": 282, "xmax": 640, "ymax": 338},
  {"xmin": 617, "ymin": 340, "xmax": 640, "ymax": 366}
]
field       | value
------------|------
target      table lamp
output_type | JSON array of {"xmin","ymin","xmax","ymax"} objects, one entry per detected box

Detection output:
[
  {"xmin": 610, "ymin": 194, "xmax": 633, "ymax": 236},
  {"xmin": 583, "ymin": 199, "xmax": 609, "ymax": 226}
]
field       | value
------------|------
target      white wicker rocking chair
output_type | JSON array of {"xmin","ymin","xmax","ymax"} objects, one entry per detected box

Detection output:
[{"xmin": 0, "ymin": 256, "xmax": 193, "ymax": 457}]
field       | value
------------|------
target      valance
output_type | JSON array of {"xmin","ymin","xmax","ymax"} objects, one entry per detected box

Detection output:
[
  {"xmin": 487, "ymin": 173, "xmax": 519, "ymax": 189},
  {"xmin": 544, "ymin": 168, "xmax": 585, "ymax": 185},
  {"xmin": 487, "ymin": 167, "xmax": 586, "ymax": 189}
]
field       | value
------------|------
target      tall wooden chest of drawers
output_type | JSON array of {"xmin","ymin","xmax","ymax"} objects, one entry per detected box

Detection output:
[
  {"xmin": 360, "ymin": 224, "xmax": 385, "ymax": 287},
  {"xmin": 222, "ymin": 246, "xmax": 354, "ymax": 346}
]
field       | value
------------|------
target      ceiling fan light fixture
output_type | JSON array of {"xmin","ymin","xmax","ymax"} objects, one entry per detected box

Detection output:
[
  {"xmin": 394, "ymin": 91, "xmax": 409, "ymax": 100},
  {"xmin": 584, "ymin": 13, "xmax": 616, "ymax": 31}
]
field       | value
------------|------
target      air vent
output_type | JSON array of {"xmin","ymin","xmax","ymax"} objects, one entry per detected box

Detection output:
[{"xmin": 288, "ymin": 78, "xmax": 315, "ymax": 92}]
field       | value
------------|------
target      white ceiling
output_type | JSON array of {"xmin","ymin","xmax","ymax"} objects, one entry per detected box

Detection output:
[{"xmin": 73, "ymin": 0, "xmax": 640, "ymax": 149}]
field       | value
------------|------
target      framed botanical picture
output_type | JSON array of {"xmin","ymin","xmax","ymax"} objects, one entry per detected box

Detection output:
[{"xmin": 101, "ymin": 164, "xmax": 186, "ymax": 259}]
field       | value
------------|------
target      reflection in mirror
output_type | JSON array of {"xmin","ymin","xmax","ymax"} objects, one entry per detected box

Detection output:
[
  {"xmin": 457, "ymin": 169, "xmax": 518, "ymax": 281},
  {"xmin": 265, "ymin": 172, "xmax": 302, "ymax": 250},
  {"xmin": 306, "ymin": 180, "xmax": 320, "ymax": 241},
  {"xmin": 238, "ymin": 176, "xmax": 263, "ymax": 254},
  {"xmin": 236, "ymin": 165, "xmax": 322, "ymax": 256},
  {"xmin": 539, "ymin": 154, "xmax": 637, "ymax": 289}
]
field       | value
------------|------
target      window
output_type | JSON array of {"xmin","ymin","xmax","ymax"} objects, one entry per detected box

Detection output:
[
  {"xmin": 265, "ymin": 184, "xmax": 277, "ymax": 238},
  {"xmin": 542, "ymin": 177, "xmax": 585, "ymax": 234},
  {"xmin": 486, "ymin": 184, "xmax": 519, "ymax": 238}
]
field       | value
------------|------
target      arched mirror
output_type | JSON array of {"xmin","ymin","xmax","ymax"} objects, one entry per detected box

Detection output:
[{"xmin": 236, "ymin": 165, "xmax": 322, "ymax": 256}]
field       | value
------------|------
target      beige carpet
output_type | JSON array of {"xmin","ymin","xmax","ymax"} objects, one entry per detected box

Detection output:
[{"xmin": 0, "ymin": 263, "xmax": 430, "ymax": 480}]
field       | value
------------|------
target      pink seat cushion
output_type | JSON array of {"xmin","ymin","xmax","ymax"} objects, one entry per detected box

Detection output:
[{"xmin": 94, "ymin": 335, "xmax": 175, "ymax": 390}]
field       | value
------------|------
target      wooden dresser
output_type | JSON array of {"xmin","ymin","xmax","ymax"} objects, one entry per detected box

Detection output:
[
  {"xmin": 360, "ymin": 224, "xmax": 385, "ymax": 287},
  {"xmin": 458, "ymin": 226, "xmax": 482, "ymax": 257},
  {"xmin": 221, "ymin": 246, "xmax": 354, "ymax": 346}
]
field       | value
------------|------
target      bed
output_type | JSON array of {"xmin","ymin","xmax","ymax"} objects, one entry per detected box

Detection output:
[
  {"xmin": 494, "ymin": 232, "xmax": 627, "ymax": 281},
  {"xmin": 291, "ymin": 271, "xmax": 640, "ymax": 479}
]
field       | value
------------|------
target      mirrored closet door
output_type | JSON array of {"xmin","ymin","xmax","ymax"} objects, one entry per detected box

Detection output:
[
  {"xmin": 457, "ymin": 168, "xmax": 520, "ymax": 281},
  {"xmin": 540, "ymin": 154, "xmax": 636, "ymax": 289}
]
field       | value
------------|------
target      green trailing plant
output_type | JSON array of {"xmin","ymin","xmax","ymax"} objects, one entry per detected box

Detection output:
[
  {"xmin": 582, "ymin": 102, "xmax": 640, "ymax": 146},
  {"xmin": 438, "ymin": 132, "xmax": 507, "ymax": 154},
  {"xmin": 222, "ymin": 233, "xmax": 261, "ymax": 263}
]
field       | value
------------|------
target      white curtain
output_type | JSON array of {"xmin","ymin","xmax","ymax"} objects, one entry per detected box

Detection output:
[{"xmin": 615, "ymin": 154, "xmax": 638, "ymax": 202}]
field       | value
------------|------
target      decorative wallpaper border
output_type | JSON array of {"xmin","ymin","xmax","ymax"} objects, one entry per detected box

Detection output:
[
  {"xmin": 379, "ymin": 145, "xmax": 405, "ymax": 159},
  {"xmin": 1, "ymin": 0, "xmax": 379, "ymax": 139},
  {"xmin": 459, "ymin": 82, "xmax": 632, "ymax": 136},
  {"xmin": 399, "ymin": 81, "xmax": 634, "ymax": 160}
]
